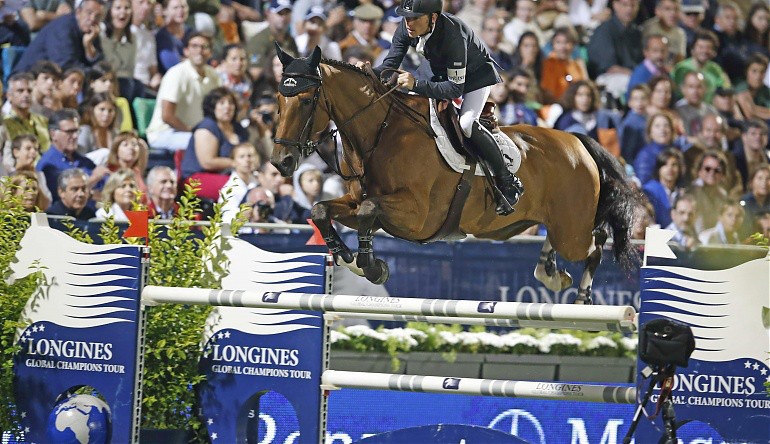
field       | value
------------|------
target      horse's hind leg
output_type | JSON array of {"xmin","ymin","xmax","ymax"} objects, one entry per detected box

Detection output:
[
  {"xmin": 574, "ymin": 228, "xmax": 609, "ymax": 305},
  {"xmin": 311, "ymin": 196, "xmax": 357, "ymax": 265},
  {"xmin": 534, "ymin": 237, "xmax": 573, "ymax": 291}
]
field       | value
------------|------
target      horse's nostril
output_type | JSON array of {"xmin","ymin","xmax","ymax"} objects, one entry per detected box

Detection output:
[{"xmin": 281, "ymin": 156, "xmax": 294, "ymax": 169}]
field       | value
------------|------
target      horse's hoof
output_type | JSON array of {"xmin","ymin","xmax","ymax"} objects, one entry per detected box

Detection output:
[
  {"xmin": 573, "ymin": 296, "xmax": 593, "ymax": 305},
  {"xmin": 364, "ymin": 259, "xmax": 390, "ymax": 285},
  {"xmin": 559, "ymin": 270, "xmax": 573, "ymax": 290},
  {"xmin": 339, "ymin": 249, "xmax": 354, "ymax": 264}
]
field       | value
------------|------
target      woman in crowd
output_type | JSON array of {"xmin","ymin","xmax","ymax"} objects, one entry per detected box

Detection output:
[
  {"xmin": 510, "ymin": 31, "xmax": 543, "ymax": 104},
  {"xmin": 101, "ymin": 0, "xmax": 143, "ymax": 102},
  {"xmin": 95, "ymin": 168, "xmax": 138, "ymax": 221},
  {"xmin": 540, "ymin": 27, "xmax": 587, "ymax": 103},
  {"xmin": 83, "ymin": 62, "xmax": 133, "ymax": 132},
  {"xmin": 553, "ymin": 80, "xmax": 619, "ymax": 143},
  {"xmin": 642, "ymin": 148, "xmax": 685, "ymax": 227},
  {"xmin": 156, "ymin": 0, "xmax": 190, "ymax": 74},
  {"xmin": 180, "ymin": 87, "xmax": 249, "ymax": 200},
  {"xmin": 744, "ymin": 3, "xmax": 770, "ymax": 57},
  {"xmin": 9, "ymin": 134, "xmax": 51, "ymax": 207},
  {"xmin": 739, "ymin": 166, "xmax": 770, "ymax": 238},
  {"xmin": 217, "ymin": 44, "xmax": 253, "ymax": 121},
  {"xmin": 6, "ymin": 170, "xmax": 48, "ymax": 212},
  {"xmin": 60, "ymin": 68, "xmax": 85, "ymax": 109},
  {"xmin": 699, "ymin": 200, "xmax": 744, "ymax": 245},
  {"xmin": 79, "ymin": 92, "xmax": 119, "ymax": 154},
  {"xmin": 634, "ymin": 112, "xmax": 677, "ymax": 185},
  {"xmin": 646, "ymin": 75, "xmax": 676, "ymax": 116}
]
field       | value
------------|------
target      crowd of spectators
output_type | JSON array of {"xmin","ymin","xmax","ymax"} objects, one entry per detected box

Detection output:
[{"xmin": 0, "ymin": 0, "xmax": 768, "ymax": 247}]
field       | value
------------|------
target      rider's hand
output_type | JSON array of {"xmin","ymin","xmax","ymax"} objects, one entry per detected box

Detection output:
[
  {"xmin": 397, "ymin": 72, "xmax": 415, "ymax": 90},
  {"xmin": 355, "ymin": 61, "xmax": 370, "ymax": 70}
]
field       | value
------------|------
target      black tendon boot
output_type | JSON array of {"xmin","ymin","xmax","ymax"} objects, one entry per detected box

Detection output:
[{"xmin": 468, "ymin": 122, "xmax": 524, "ymax": 215}]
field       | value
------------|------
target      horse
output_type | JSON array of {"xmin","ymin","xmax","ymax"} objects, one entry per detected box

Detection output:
[{"xmin": 271, "ymin": 46, "xmax": 638, "ymax": 304}]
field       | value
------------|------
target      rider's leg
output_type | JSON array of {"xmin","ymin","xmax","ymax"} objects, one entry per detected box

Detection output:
[{"xmin": 460, "ymin": 87, "xmax": 524, "ymax": 216}]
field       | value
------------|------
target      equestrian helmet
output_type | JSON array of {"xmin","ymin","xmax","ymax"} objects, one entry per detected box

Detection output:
[{"xmin": 396, "ymin": 0, "xmax": 442, "ymax": 18}]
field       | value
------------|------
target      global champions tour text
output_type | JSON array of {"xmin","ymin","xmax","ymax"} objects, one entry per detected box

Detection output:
[
  {"xmin": 206, "ymin": 345, "xmax": 312, "ymax": 379},
  {"xmin": 22, "ymin": 338, "xmax": 126, "ymax": 374}
]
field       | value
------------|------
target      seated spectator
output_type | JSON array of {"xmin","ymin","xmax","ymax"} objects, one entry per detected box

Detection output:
[
  {"xmin": 554, "ymin": 80, "xmax": 621, "ymax": 150},
  {"xmin": 131, "ymin": 0, "xmax": 162, "ymax": 91},
  {"xmin": 699, "ymin": 200, "xmax": 744, "ymax": 244},
  {"xmin": 146, "ymin": 32, "xmax": 220, "ymax": 151},
  {"xmin": 735, "ymin": 53, "xmax": 770, "ymax": 122},
  {"xmin": 749, "ymin": 208, "xmax": 770, "ymax": 241},
  {"xmin": 78, "ymin": 92, "xmax": 119, "ymax": 154},
  {"xmin": 666, "ymin": 193, "xmax": 699, "ymax": 249},
  {"xmin": 498, "ymin": 67, "xmax": 538, "ymax": 126},
  {"xmin": 672, "ymin": 30, "xmax": 731, "ymax": 103},
  {"xmin": 156, "ymin": 0, "xmax": 191, "ymax": 74},
  {"xmin": 288, "ymin": 162, "xmax": 323, "ymax": 224},
  {"xmin": 586, "ymin": 0, "xmax": 643, "ymax": 93},
  {"xmin": 5, "ymin": 170, "xmax": 49, "ymax": 212},
  {"xmin": 37, "ymin": 109, "xmax": 110, "ymax": 201},
  {"xmin": 180, "ymin": 87, "xmax": 249, "ymax": 200},
  {"xmin": 220, "ymin": 142, "xmax": 260, "ymax": 223},
  {"xmin": 296, "ymin": 6, "xmax": 343, "ymax": 61},
  {"xmin": 675, "ymin": 71, "xmax": 718, "ymax": 137},
  {"xmin": 511, "ymin": 31, "xmax": 544, "ymax": 106},
  {"xmin": 733, "ymin": 119, "xmax": 770, "ymax": 191},
  {"xmin": 643, "ymin": 147, "xmax": 685, "ymax": 227},
  {"xmin": 504, "ymin": 0, "xmax": 547, "ymax": 48},
  {"xmin": 631, "ymin": 196, "xmax": 656, "ymax": 239},
  {"xmin": 712, "ymin": 87, "xmax": 744, "ymax": 142},
  {"xmin": 95, "ymin": 168, "xmax": 137, "ymax": 221},
  {"xmin": 9, "ymin": 135, "xmax": 52, "ymax": 207},
  {"xmin": 13, "ymin": 0, "xmax": 106, "ymax": 74},
  {"xmin": 20, "ymin": 0, "xmax": 72, "ymax": 32},
  {"xmin": 217, "ymin": 44, "xmax": 253, "ymax": 120},
  {"xmin": 739, "ymin": 165, "xmax": 770, "ymax": 238},
  {"xmin": 88, "ymin": 131, "xmax": 148, "ymax": 197},
  {"xmin": 641, "ymin": 0, "xmax": 686, "ymax": 62},
  {"xmin": 3, "ymin": 73, "xmax": 52, "ymax": 154},
  {"xmin": 619, "ymin": 84, "xmax": 650, "ymax": 162},
  {"xmin": 744, "ymin": 3, "xmax": 770, "ymax": 57},
  {"xmin": 257, "ymin": 157, "xmax": 294, "ymax": 222},
  {"xmin": 60, "ymin": 68, "xmax": 86, "ymax": 109},
  {"xmin": 689, "ymin": 150, "xmax": 730, "ymax": 232},
  {"xmin": 679, "ymin": 0, "xmax": 706, "ymax": 51},
  {"xmin": 540, "ymin": 27, "xmax": 588, "ymax": 104},
  {"xmin": 101, "ymin": 0, "xmax": 143, "ymax": 103},
  {"xmin": 628, "ymin": 34, "xmax": 670, "ymax": 95},
  {"xmin": 567, "ymin": 0, "xmax": 611, "ymax": 36},
  {"xmin": 146, "ymin": 165, "xmax": 178, "ymax": 218},
  {"xmin": 713, "ymin": 1, "xmax": 751, "ymax": 83},
  {"xmin": 480, "ymin": 16, "xmax": 514, "ymax": 73},
  {"xmin": 338, "ymin": 4, "xmax": 387, "ymax": 61},
  {"xmin": 47, "ymin": 167, "xmax": 97, "ymax": 220},
  {"xmin": 83, "ymin": 61, "xmax": 133, "ymax": 132},
  {"xmin": 646, "ymin": 75, "xmax": 676, "ymax": 116},
  {"xmin": 244, "ymin": 0, "xmax": 297, "ymax": 82},
  {"xmin": 239, "ymin": 186, "xmax": 289, "ymax": 234},
  {"xmin": 634, "ymin": 111, "xmax": 677, "ymax": 184},
  {"xmin": 29, "ymin": 61, "xmax": 63, "ymax": 119}
]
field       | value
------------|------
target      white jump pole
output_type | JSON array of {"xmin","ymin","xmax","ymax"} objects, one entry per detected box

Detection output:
[
  {"xmin": 321, "ymin": 370, "xmax": 637, "ymax": 404},
  {"xmin": 142, "ymin": 286, "xmax": 637, "ymax": 332}
]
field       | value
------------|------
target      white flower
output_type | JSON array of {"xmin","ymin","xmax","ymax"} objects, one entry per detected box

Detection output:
[
  {"xmin": 438, "ymin": 331, "xmax": 460, "ymax": 345},
  {"xmin": 329, "ymin": 330, "xmax": 350, "ymax": 344},
  {"xmin": 620, "ymin": 336, "xmax": 637, "ymax": 351},
  {"xmin": 538, "ymin": 333, "xmax": 582, "ymax": 353},
  {"xmin": 586, "ymin": 336, "xmax": 618, "ymax": 350},
  {"xmin": 381, "ymin": 328, "xmax": 419, "ymax": 347},
  {"xmin": 343, "ymin": 325, "xmax": 387, "ymax": 341},
  {"xmin": 500, "ymin": 332, "xmax": 541, "ymax": 349}
]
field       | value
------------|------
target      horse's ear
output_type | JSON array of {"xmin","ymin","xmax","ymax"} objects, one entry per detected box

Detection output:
[
  {"xmin": 275, "ymin": 42, "xmax": 294, "ymax": 67},
  {"xmin": 309, "ymin": 46, "xmax": 322, "ymax": 69}
]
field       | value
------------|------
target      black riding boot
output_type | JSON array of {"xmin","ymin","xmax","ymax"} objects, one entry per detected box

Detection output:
[{"xmin": 468, "ymin": 122, "xmax": 524, "ymax": 216}]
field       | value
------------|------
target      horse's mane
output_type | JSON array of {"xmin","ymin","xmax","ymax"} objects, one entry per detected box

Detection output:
[{"xmin": 321, "ymin": 58, "xmax": 368, "ymax": 76}]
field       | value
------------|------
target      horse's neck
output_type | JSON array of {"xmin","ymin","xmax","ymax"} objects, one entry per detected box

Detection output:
[{"xmin": 324, "ymin": 68, "xmax": 386, "ymax": 144}]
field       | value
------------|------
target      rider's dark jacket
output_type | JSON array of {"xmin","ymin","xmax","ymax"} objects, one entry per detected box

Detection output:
[{"xmin": 373, "ymin": 13, "xmax": 501, "ymax": 100}]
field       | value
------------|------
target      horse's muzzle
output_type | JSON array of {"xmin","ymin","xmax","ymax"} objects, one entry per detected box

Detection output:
[{"xmin": 273, "ymin": 156, "xmax": 297, "ymax": 177}]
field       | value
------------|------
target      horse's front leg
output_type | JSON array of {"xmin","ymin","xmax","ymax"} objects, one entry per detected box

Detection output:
[
  {"xmin": 311, "ymin": 196, "xmax": 358, "ymax": 265},
  {"xmin": 355, "ymin": 198, "xmax": 389, "ymax": 285}
]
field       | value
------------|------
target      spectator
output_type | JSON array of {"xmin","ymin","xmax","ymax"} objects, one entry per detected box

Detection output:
[
  {"xmin": 743, "ymin": 3, "xmax": 770, "ymax": 57},
  {"xmin": 690, "ymin": 112, "xmax": 727, "ymax": 153},
  {"xmin": 666, "ymin": 192, "xmax": 699, "ymax": 248},
  {"xmin": 634, "ymin": 111, "xmax": 677, "ymax": 184},
  {"xmin": 20, "ymin": 0, "xmax": 72, "ymax": 32},
  {"xmin": 257, "ymin": 160, "xmax": 293, "ymax": 221},
  {"xmin": 180, "ymin": 87, "xmax": 249, "ymax": 200},
  {"xmin": 498, "ymin": 67, "xmax": 538, "ymax": 125},
  {"xmin": 672, "ymin": 30, "xmax": 730, "ymax": 103},
  {"xmin": 712, "ymin": 87, "xmax": 744, "ymax": 141},
  {"xmin": 646, "ymin": 75, "xmax": 676, "ymax": 116},
  {"xmin": 78, "ymin": 92, "xmax": 119, "ymax": 154},
  {"xmin": 13, "ymin": 0, "xmax": 106, "ymax": 73},
  {"xmin": 379, "ymin": 7, "xmax": 403, "ymax": 47},
  {"xmin": 244, "ymin": 0, "xmax": 297, "ymax": 81},
  {"xmin": 289, "ymin": 162, "xmax": 323, "ymax": 224},
  {"xmin": 567, "ymin": 0, "xmax": 611, "ymax": 36},
  {"xmin": 586, "ymin": 0, "xmax": 643, "ymax": 78},
  {"xmin": 679, "ymin": 0, "xmax": 706, "ymax": 51},
  {"xmin": 689, "ymin": 150, "xmax": 730, "ymax": 232},
  {"xmin": 131, "ymin": 0, "xmax": 162, "ymax": 91},
  {"xmin": 5, "ymin": 170, "xmax": 48, "ymax": 212},
  {"xmin": 252, "ymin": 53, "xmax": 282, "ymax": 105},
  {"xmin": 295, "ymin": 6, "xmax": 342, "ymax": 61},
  {"xmin": 641, "ymin": 0, "xmax": 686, "ymax": 62},
  {"xmin": 101, "ymin": 0, "xmax": 143, "ymax": 102},
  {"xmin": 675, "ymin": 71, "xmax": 718, "ymax": 137},
  {"xmin": 37, "ymin": 109, "xmax": 110, "ymax": 201},
  {"xmin": 217, "ymin": 43, "xmax": 253, "ymax": 119},
  {"xmin": 47, "ymin": 167, "xmax": 97, "ymax": 220},
  {"xmin": 9, "ymin": 134, "xmax": 52, "ymax": 207},
  {"xmin": 749, "ymin": 208, "xmax": 770, "ymax": 241},
  {"xmin": 631, "ymin": 196, "xmax": 656, "ymax": 239},
  {"xmin": 480, "ymin": 16, "xmax": 514, "ymax": 73},
  {"xmin": 239, "ymin": 186, "xmax": 289, "ymax": 233},
  {"xmin": 554, "ymin": 80, "xmax": 621, "ymax": 147},
  {"xmin": 733, "ymin": 119, "xmax": 770, "ymax": 191},
  {"xmin": 95, "ymin": 167, "xmax": 137, "ymax": 221},
  {"xmin": 60, "ymin": 68, "xmax": 86, "ymax": 109},
  {"xmin": 454, "ymin": 0, "xmax": 494, "ymax": 36},
  {"xmin": 220, "ymin": 142, "xmax": 260, "ymax": 223},
  {"xmin": 511, "ymin": 31, "xmax": 544, "ymax": 104},
  {"xmin": 628, "ymin": 34, "xmax": 670, "ymax": 94},
  {"xmin": 155, "ymin": 0, "xmax": 190, "ymax": 74},
  {"xmin": 713, "ymin": 1, "xmax": 750, "ymax": 83},
  {"xmin": 540, "ymin": 27, "xmax": 587, "ymax": 104},
  {"xmin": 503, "ymin": 0, "xmax": 547, "ymax": 48},
  {"xmin": 339, "ymin": 4, "xmax": 388, "ymax": 62},
  {"xmin": 735, "ymin": 54, "xmax": 770, "ymax": 122},
  {"xmin": 83, "ymin": 61, "xmax": 133, "ymax": 132},
  {"xmin": 146, "ymin": 165, "xmax": 178, "ymax": 218},
  {"xmin": 3, "ymin": 73, "xmax": 51, "ymax": 154},
  {"xmin": 739, "ymin": 165, "xmax": 770, "ymax": 238},
  {"xmin": 699, "ymin": 200, "xmax": 744, "ymax": 244},
  {"xmin": 643, "ymin": 147, "xmax": 685, "ymax": 226},
  {"xmin": 29, "ymin": 61, "xmax": 64, "ymax": 119},
  {"xmin": 620, "ymin": 84, "xmax": 650, "ymax": 162},
  {"xmin": 89, "ymin": 131, "xmax": 148, "ymax": 196},
  {"xmin": 146, "ymin": 32, "xmax": 221, "ymax": 151}
]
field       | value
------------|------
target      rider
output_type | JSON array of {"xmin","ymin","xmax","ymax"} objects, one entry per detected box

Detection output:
[{"xmin": 367, "ymin": 0, "xmax": 524, "ymax": 215}]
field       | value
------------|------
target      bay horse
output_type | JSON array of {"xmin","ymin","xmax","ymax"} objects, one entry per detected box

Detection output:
[{"xmin": 271, "ymin": 46, "xmax": 638, "ymax": 304}]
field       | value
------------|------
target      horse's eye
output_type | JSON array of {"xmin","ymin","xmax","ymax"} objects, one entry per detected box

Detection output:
[{"xmin": 300, "ymin": 98, "xmax": 312, "ymax": 105}]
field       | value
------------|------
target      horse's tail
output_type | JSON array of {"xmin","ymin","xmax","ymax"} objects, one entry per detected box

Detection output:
[{"xmin": 571, "ymin": 132, "xmax": 640, "ymax": 272}]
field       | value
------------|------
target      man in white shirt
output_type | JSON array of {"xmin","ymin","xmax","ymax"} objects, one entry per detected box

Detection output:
[
  {"xmin": 131, "ymin": 0, "xmax": 161, "ymax": 90},
  {"xmin": 146, "ymin": 32, "xmax": 221, "ymax": 151}
]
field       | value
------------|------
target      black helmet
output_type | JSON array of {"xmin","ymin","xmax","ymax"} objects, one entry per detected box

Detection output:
[{"xmin": 396, "ymin": 0, "xmax": 442, "ymax": 18}]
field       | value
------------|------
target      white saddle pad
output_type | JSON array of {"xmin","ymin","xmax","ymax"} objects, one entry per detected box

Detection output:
[{"xmin": 428, "ymin": 99, "xmax": 526, "ymax": 176}]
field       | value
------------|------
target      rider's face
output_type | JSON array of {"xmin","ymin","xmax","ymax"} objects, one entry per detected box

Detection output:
[{"xmin": 405, "ymin": 14, "xmax": 432, "ymax": 38}]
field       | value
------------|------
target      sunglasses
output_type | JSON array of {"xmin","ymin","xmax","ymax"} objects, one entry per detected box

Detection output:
[{"xmin": 702, "ymin": 166, "xmax": 723, "ymax": 174}]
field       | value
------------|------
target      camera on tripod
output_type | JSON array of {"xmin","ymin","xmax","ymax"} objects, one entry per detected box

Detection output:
[{"xmin": 623, "ymin": 318, "xmax": 695, "ymax": 444}]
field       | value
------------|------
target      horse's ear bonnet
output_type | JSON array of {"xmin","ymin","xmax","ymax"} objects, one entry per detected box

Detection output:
[{"xmin": 276, "ymin": 43, "xmax": 322, "ymax": 97}]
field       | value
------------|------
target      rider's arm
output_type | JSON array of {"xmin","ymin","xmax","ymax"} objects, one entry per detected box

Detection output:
[{"xmin": 411, "ymin": 26, "xmax": 466, "ymax": 100}]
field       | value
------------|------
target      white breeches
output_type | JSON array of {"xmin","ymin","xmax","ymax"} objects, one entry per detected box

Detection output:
[{"xmin": 459, "ymin": 85, "xmax": 491, "ymax": 137}]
